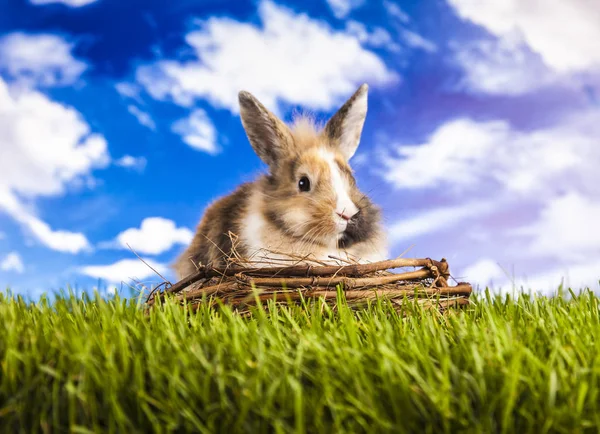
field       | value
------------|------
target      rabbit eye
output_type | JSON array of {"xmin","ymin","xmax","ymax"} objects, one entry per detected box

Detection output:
[{"xmin": 298, "ymin": 176, "xmax": 311, "ymax": 192}]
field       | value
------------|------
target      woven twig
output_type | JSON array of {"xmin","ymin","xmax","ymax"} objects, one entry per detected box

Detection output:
[{"xmin": 145, "ymin": 247, "xmax": 472, "ymax": 313}]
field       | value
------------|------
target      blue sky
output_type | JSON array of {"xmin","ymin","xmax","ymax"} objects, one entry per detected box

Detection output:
[{"xmin": 1, "ymin": 0, "xmax": 599, "ymax": 298}]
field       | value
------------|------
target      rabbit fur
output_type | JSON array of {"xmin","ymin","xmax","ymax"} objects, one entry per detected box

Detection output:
[{"xmin": 173, "ymin": 83, "xmax": 388, "ymax": 279}]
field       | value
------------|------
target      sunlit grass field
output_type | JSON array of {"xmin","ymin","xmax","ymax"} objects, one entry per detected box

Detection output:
[{"xmin": 1, "ymin": 287, "xmax": 599, "ymax": 433}]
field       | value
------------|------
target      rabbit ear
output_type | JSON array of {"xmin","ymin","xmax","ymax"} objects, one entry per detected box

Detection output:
[
  {"xmin": 238, "ymin": 91, "xmax": 293, "ymax": 167},
  {"xmin": 323, "ymin": 83, "xmax": 368, "ymax": 161}
]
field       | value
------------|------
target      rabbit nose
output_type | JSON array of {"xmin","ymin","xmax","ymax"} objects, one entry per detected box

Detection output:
[{"xmin": 336, "ymin": 212, "xmax": 351, "ymax": 221}]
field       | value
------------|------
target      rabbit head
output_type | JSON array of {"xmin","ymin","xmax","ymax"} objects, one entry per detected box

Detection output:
[{"xmin": 238, "ymin": 83, "xmax": 381, "ymax": 251}]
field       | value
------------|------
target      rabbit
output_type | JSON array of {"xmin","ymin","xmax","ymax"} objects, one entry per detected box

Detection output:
[{"xmin": 173, "ymin": 83, "xmax": 388, "ymax": 279}]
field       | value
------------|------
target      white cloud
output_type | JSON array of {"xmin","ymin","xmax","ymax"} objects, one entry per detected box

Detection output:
[
  {"xmin": 136, "ymin": 0, "xmax": 397, "ymax": 114},
  {"xmin": 514, "ymin": 193, "xmax": 600, "ymax": 262},
  {"xmin": 382, "ymin": 118, "xmax": 508, "ymax": 190},
  {"xmin": 345, "ymin": 21, "xmax": 435, "ymax": 55},
  {"xmin": 381, "ymin": 1, "xmax": 436, "ymax": 54},
  {"xmin": 515, "ymin": 259, "xmax": 600, "ymax": 293},
  {"xmin": 115, "ymin": 82, "xmax": 142, "ymax": 102},
  {"xmin": 79, "ymin": 258, "xmax": 169, "ymax": 283},
  {"xmin": 326, "ymin": 0, "xmax": 365, "ymax": 19},
  {"xmin": 463, "ymin": 257, "xmax": 600, "ymax": 295},
  {"xmin": 451, "ymin": 35, "xmax": 553, "ymax": 95},
  {"xmin": 111, "ymin": 217, "xmax": 193, "ymax": 255},
  {"xmin": 30, "ymin": 0, "xmax": 98, "ymax": 7},
  {"xmin": 460, "ymin": 258, "xmax": 506, "ymax": 288},
  {"xmin": 22, "ymin": 214, "xmax": 90, "ymax": 253},
  {"xmin": 0, "ymin": 32, "xmax": 87, "ymax": 87},
  {"xmin": 401, "ymin": 29, "xmax": 436, "ymax": 53},
  {"xmin": 0, "ymin": 189, "xmax": 91, "ymax": 253},
  {"xmin": 381, "ymin": 109, "xmax": 599, "ymax": 292},
  {"xmin": 384, "ymin": 0, "xmax": 410, "ymax": 23},
  {"xmin": 171, "ymin": 109, "xmax": 219, "ymax": 154},
  {"xmin": 490, "ymin": 192, "xmax": 600, "ymax": 292},
  {"xmin": 448, "ymin": 0, "xmax": 600, "ymax": 73},
  {"xmin": 381, "ymin": 114, "xmax": 594, "ymax": 196},
  {"xmin": 0, "ymin": 70, "xmax": 108, "ymax": 253},
  {"xmin": 114, "ymin": 155, "xmax": 147, "ymax": 172},
  {"xmin": 1, "ymin": 252, "xmax": 25, "ymax": 273},
  {"xmin": 345, "ymin": 21, "xmax": 399, "ymax": 51},
  {"xmin": 127, "ymin": 105, "xmax": 156, "ymax": 130},
  {"xmin": 388, "ymin": 201, "xmax": 496, "ymax": 243},
  {"xmin": 0, "ymin": 80, "xmax": 109, "ymax": 197}
]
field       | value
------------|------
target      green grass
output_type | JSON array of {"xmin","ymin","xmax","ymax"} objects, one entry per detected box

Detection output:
[{"xmin": 1, "ymin": 287, "xmax": 599, "ymax": 433}]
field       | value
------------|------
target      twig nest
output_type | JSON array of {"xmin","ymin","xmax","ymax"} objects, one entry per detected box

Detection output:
[{"xmin": 146, "ymin": 252, "xmax": 473, "ymax": 314}]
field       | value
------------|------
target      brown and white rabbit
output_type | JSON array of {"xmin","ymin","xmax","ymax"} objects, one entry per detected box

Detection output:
[{"xmin": 173, "ymin": 83, "xmax": 388, "ymax": 279}]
